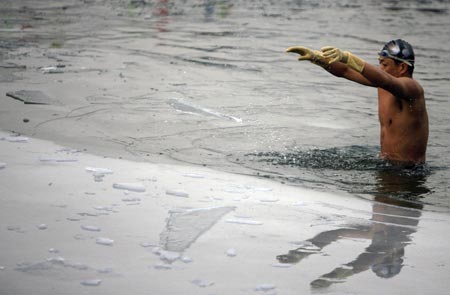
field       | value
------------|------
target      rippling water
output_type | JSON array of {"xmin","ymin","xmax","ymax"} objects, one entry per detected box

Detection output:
[{"xmin": 1, "ymin": 0, "xmax": 450, "ymax": 211}]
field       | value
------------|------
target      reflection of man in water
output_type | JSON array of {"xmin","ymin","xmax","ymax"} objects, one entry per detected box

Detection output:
[
  {"xmin": 276, "ymin": 168, "xmax": 428, "ymax": 288},
  {"xmin": 286, "ymin": 40, "xmax": 428, "ymax": 166}
]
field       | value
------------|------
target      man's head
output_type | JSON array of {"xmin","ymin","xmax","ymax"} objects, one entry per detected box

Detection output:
[{"xmin": 378, "ymin": 39, "xmax": 415, "ymax": 77}]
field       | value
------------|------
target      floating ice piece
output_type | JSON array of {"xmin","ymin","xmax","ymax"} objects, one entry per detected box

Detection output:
[
  {"xmin": 96, "ymin": 237, "xmax": 114, "ymax": 246},
  {"xmin": 169, "ymin": 98, "xmax": 242, "ymax": 123},
  {"xmin": 259, "ymin": 198, "xmax": 279, "ymax": 203},
  {"xmin": 48, "ymin": 248, "xmax": 59, "ymax": 254},
  {"xmin": 122, "ymin": 196, "xmax": 141, "ymax": 202},
  {"xmin": 225, "ymin": 218, "xmax": 263, "ymax": 225},
  {"xmin": 39, "ymin": 157, "xmax": 77, "ymax": 163},
  {"xmin": 140, "ymin": 242, "xmax": 157, "ymax": 248},
  {"xmin": 37, "ymin": 224, "xmax": 48, "ymax": 230},
  {"xmin": 0, "ymin": 162, "xmax": 6, "ymax": 169},
  {"xmin": 81, "ymin": 225, "xmax": 101, "ymax": 232},
  {"xmin": 181, "ymin": 256, "xmax": 192, "ymax": 263},
  {"xmin": 0, "ymin": 266, "xmax": 5, "ymax": 271},
  {"xmin": 2, "ymin": 136, "xmax": 28, "ymax": 142},
  {"xmin": 80, "ymin": 279, "xmax": 102, "ymax": 287},
  {"xmin": 250, "ymin": 186, "xmax": 273, "ymax": 192},
  {"xmin": 86, "ymin": 167, "xmax": 113, "ymax": 182},
  {"xmin": 41, "ymin": 66, "xmax": 64, "ymax": 74},
  {"xmin": 271, "ymin": 263, "xmax": 292, "ymax": 268},
  {"xmin": 191, "ymin": 279, "xmax": 215, "ymax": 288},
  {"xmin": 254, "ymin": 284, "xmax": 276, "ymax": 291},
  {"xmin": 226, "ymin": 248, "xmax": 237, "ymax": 257},
  {"xmin": 159, "ymin": 250, "xmax": 181, "ymax": 263},
  {"xmin": 160, "ymin": 206, "xmax": 235, "ymax": 252},
  {"xmin": 113, "ymin": 182, "xmax": 146, "ymax": 192},
  {"xmin": 46, "ymin": 256, "xmax": 65, "ymax": 264},
  {"xmin": 6, "ymin": 90, "xmax": 54, "ymax": 105},
  {"xmin": 182, "ymin": 173, "xmax": 205, "ymax": 179},
  {"xmin": 85, "ymin": 167, "xmax": 113, "ymax": 174},
  {"xmin": 165, "ymin": 189, "xmax": 189, "ymax": 198},
  {"xmin": 292, "ymin": 201, "xmax": 305, "ymax": 207},
  {"xmin": 153, "ymin": 263, "xmax": 172, "ymax": 270}
]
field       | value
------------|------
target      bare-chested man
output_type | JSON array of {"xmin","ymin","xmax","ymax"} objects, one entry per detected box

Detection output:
[{"xmin": 286, "ymin": 39, "xmax": 428, "ymax": 166}]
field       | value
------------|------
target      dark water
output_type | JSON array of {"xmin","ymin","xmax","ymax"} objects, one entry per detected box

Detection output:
[{"xmin": 1, "ymin": 0, "xmax": 450, "ymax": 212}]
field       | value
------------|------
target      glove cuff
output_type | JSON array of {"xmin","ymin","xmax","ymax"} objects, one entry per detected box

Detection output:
[{"xmin": 344, "ymin": 51, "xmax": 365, "ymax": 73}]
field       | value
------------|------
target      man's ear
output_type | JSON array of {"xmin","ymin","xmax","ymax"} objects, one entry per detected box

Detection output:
[{"xmin": 399, "ymin": 63, "xmax": 409, "ymax": 75}]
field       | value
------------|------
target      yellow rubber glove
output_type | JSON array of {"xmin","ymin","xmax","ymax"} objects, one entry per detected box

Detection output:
[
  {"xmin": 321, "ymin": 46, "xmax": 365, "ymax": 73},
  {"xmin": 286, "ymin": 46, "xmax": 331, "ymax": 69}
]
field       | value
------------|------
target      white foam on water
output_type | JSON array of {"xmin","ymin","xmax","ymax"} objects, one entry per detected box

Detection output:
[
  {"xmin": 165, "ymin": 189, "xmax": 189, "ymax": 198},
  {"xmin": 113, "ymin": 182, "xmax": 146, "ymax": 192},
  {"xmin": 96, "ymin": 237, "xmax": 114, "ymax": 246}
]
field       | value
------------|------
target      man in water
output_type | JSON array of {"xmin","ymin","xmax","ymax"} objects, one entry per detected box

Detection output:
[{"xmin": 286, "ymin": 40, "xmax": 428, "ymax": 166}]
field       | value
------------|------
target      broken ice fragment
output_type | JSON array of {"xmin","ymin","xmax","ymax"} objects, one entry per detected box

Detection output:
[
  {"xmin": 226, "ymin": 248, "xmax": 237, "ymax": 257},
  {"xmin": 181, "ymin": 256, "xmax": 193, "ymax": 263},
  {"xmin": 81, "ymin": 225, "xmax": 101, "ymax": 232},
  {"xmin": 191, "ymin": 279, "xmax": 214, "ymax": 288},
  {"xmin": 113, "ymin": 183, "xmax": 146, "ymax": 192},
  {"xmin": 96, "ymin": 237, "xmax": 114, "ymax": 246},
  {"xmin": 81, "ymin": 279, "xmax": 102, "ymax": 287},
  {"xmin": 121, "ymin": 196, "xmax": 141, "ymax": 202},
  {"xmin": 165, "ymin": 189, "xmax": 189, "ymax": 198},
  {"xmin": 153, "ymin": 263, "xmax": 172, "ymax": 270},
  {"xmin": 41, "ymin": 66, "xmax": 64, "ymax": 74},
  {"xmin": 2, "ymin": 136, "xmax": 28, "ymax": 142},
  {"xmin": 48, "ymin": 248, "xmax": 59, "ymax": 254},
  {"xmin": 140, "ymin": 242, "xmax": 157, "ymax": 248},
  {"xmin": 254, "ymin": 284, "xmax": 276, "ymax": 291},
  {"xmin": 37, "ymin": 224, "xmax": 48, "ymax": 230},
  {"xmin": 0, "ymin": 162, "xmax": 6, "ymax": 169},
  {"xmin": 225, "ymin": 218, "xmax": 263, "ymax": 225},
  {"xmin": 6, "ymin": 90, "xmax": 53, "ymax": 105},
  {"xmin": 159, "ymin": 250, "xmax": 180, "ymax": 263},
  {"xmin": 182, "ymin": 173, "xmax": 205, "ymax": 179}
]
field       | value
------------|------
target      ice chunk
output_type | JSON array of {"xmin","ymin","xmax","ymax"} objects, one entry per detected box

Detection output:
[
  {"xmin": 181, "ymin": 256, "xmax": 192, "ymax": 263},
  {"xmin": 0, "ymin": 162, "xmax": 6, "ymax": 169},
  {"xmin": 6, "ymin": 90, "xmax": 54, "ymax": 105},
  {"xmin": 254, "ymin": 284, "xmax": 276, "ymax": 291},
  {"xmin": 226, "ymin": 248, "xmax": 237, "ymax": 257},
  {"xmin": 39, "ymin": 157, "xmax": 77, "ymax": 163},
  {"xmin": 121, "ymin": 196, "xmax": 141, "ymax": 202},
  {"xmin": 182, "ymin": 173, "xmax": 205, "ymax": 179},
  {"xmin": 37, "ymin": 224, "xmax": 48, "ymax": 230},
  {"xmin": 81, "ymin": 279, "xmax": 102, "ymax": 287},
  {"xmin": 153, "ymin": 263, "xmax": 172, "ymax": 270},
  {"xmin": 271, "ymin": 263, "xmax": 292, "ymax": 268},
  {"xmin": 41, "ymin": 66, "xmax": 64, "ymax": 74},
  {"xmin": 48, "ymin": 248, "xmax": 59, "ymax": 254},
  {"xmin": 85, "ymin": 167, "xmax": 113, "ymax": 174},
  {"xmin": 225, "ymin": 218, "xmax": 263, "ymax": 225},
  {"xmin": 81, "ymin": 225, "xmax": 101, "ymax": 232},
  {"xmin": 2, "ymin": 136, "xmax": 29, "ymax": 142},
  {"xmin": 191, "ymin": 279, "xmax": 214, "ymax": 288},
  {"xmin": 96, "ymin": 237, "xmax": 114, "ymax": 246},
  {"xmin": 140, "ymin": 242, "xmax": 157, "ymax": 248},
  {"xmin": 0, "ymin": 266, "xmax": 5, "ymax": 271},
  {"xmin": 259, "ymin": 198, "xmax": 279, "ymax": 203},
  {"xmin": 113, "ymin": 183, "xmax": 146, "ymax": 192},
  {"xmin": 86, "ymin": 167, "xmax": 113, "ymax": 182},
  {"xmin": 160, "ymin": 206, "xmax": 235, "ymax": 252},
  {"xmin": 165, "ymin": 189, "xmax": 189, "ymax": 198},
  {"xmin": 159, "ymin": 250, "xmax": 180, "ymax": 263}
]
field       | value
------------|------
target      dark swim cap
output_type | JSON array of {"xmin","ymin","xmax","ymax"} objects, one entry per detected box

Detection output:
[{"xmin": 379, "ymin": 39, "xmax": 415, "ymax": 67}]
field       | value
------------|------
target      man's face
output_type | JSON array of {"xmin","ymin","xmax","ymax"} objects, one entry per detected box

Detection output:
[{"xmin": 379, "ymin": 57, "xmax": 402, "ymax": 77}]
